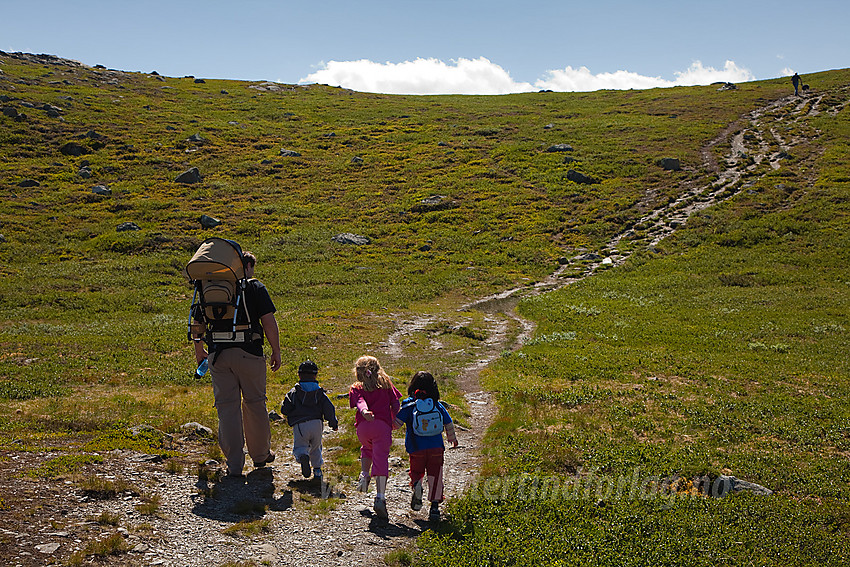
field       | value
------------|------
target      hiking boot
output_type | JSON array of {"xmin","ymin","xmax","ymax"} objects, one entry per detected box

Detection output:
[
  {"xmin": 373, "ymin": 496, "xmax": 388, "ymax": 519},
  {"xmin": 253, "ymin": 451, "xmax": 275, "ymax": 468},
  {"xmin": 357, "ymin": 472, "xmax": 371, "ymax": 492},
  {"xmin": 410, "ymin": 480, "xmax": 423, "ymax": 511},
  {"xmin": 298, "ymin": 454, "xmax": 311, "ymax": 478},
  {"xmin": 428, "ymin": 502, "xmax": 440, "ymax": 522},
  {"xmin": 313, "ymin": 468, "xmax": 323, "ymax": 480}
]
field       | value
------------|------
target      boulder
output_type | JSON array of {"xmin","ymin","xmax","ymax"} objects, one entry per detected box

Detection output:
[
  {"xmin": 199, "ymin": 214, "xmax": 221, "ymax": 228},
  {"xmin": 712, "ymin": 475, "xmax": 773, "ymax": 497},
  {"xmin": 17, "ymin": 179, "xmax": 40, "ymax": 188},
  {"xmin": 566, "ymin": 169, "xmax": 599, "ymax": 185},
  {"xmin": 2, "ymin": 106, "xmax": 18, "ymax": 118},
  {"xmin": 332, "ymin": 233, "xmax": 370, "ymax": 246},
  {"xmin": 187, "ymin": 133, "xmax": 207, "ymax": 144},
  {"xmin": 280, "ymin": 149, "xmax": 302, "ymax": 157},
  {"xmin": 175, "ymin": 167, "xmax": 202, "ymax": 184},
  {"xmin": 658, "ymin": 157, "xmax": 681, "ymax": 171},
  {"xmin": 91, "ymin": 185, "xmax": 111, "ymax": 195},
  {"xmin": 545, "ymin": 144, "xmax": 574, "ymax": 153}
]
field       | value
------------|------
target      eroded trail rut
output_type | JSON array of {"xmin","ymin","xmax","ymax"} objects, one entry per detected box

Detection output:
[{"xmin": 9, "ymin": 90, "xmax": 847, "ymax": 567}]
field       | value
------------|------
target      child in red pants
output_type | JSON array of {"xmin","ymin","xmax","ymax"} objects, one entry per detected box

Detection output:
[{"xmin": 394, "ymin": 371, "xmax": 458, "ymax": 522}]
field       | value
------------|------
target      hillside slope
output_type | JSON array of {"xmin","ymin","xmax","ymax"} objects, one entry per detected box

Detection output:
[{"xmin": 1, "ymin": 52, "xmax": 848, "ymax": 566}]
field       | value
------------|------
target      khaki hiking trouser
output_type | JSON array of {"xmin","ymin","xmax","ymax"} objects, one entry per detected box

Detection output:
[{"xmin": 210, "ymin": 348, "xmax": 272, "ymax": 475}]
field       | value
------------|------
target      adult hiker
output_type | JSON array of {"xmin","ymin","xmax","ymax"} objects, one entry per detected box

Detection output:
[
  {"xmin": 192, "ymin": 248, "xmax": 281, "ymax": 478},
  {"xmin": 792, "ymin": 73, "xmax": 802, "ymax": 96}
]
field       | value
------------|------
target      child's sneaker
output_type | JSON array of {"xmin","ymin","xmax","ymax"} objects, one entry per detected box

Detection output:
[
  {"xmin": 357, "ymin": 472, "xmax": 371, "ymax": 492},
  {"xmin": 373, "ymin": 496, "xmax": 388, "ymax": 519},
  {"xmin": 428, "ymin": 501, "xmax": 440, "ymax": 522},
  {"xmin": 298, "ymin": 454, "xmax": 311, "ymax": 478},
  {"xmin": 410, "ymin": 480, "xmax": 423, "ymax": 511},
  {"xmin": 313, "ymin": 467, "xmax": 322, "ymax": 480}
]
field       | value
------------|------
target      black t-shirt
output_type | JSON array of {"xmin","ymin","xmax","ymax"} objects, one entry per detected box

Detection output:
[{"xmin": 236, "ymin": 278, "xmax": 275, "ymax": 356}]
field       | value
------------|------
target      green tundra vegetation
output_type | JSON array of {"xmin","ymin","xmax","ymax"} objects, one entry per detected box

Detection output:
[{"xmin": 0, "ymin": 52, "xmax": 848, "ymax": 565}]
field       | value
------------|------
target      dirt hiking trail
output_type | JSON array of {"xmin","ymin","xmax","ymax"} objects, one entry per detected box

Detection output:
[{"xmin": 2, "ymin": 89, "xmax": 846, "ymax": 567}]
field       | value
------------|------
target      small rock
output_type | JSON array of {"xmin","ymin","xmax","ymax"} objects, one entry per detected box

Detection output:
[
  {"xmin": 59, "ymin": 142, "xmax": 89, "ymax": 156},
  {"xmin": 658, "ymin": 157, "xmax": 681, "ymax": 171},
  {"xmin": 566, "ymin": 169, "xmax": 599, "ymax": 185},
  {"xmin": 117, "ymin": 222, "xmax": 141, "ymax": 232},
  {"xmin": 175, "ymin": 167, "xmax": 202, "ymax": 184},
  {"xmin": 332, "ymin": 233, "xmax": 370, "ymax": 246},
  {"xmin": 199, "ymin": 214, "xmax": 222, "ymax": 229},
  {"xmin": 36, "ymin": 542, "xmax": 61, "ymax": 554},
  {"xmin": 91, "ymin": 185, "xmax": 111, "ymax": 195},
  {"xmin": 187, "ymin": 133, "xmax": 207, "ymax": 144},
  {"xmin": 78, "ymin": 167, "xmax": 92, "ymax": 179},
  {"xmin": 2, "ymin": 106, "xmax": 18, "ymax": 118},
  {"xmin": 351, "ymin": 156, "xmax": 364, "ymax": 164},
  {"xmin": 280, "ymin": 149, "xmax": 302, "ymax": 157},
  {"xmin": 545, "ymin": 144, "xmax": 574, "ymax": 153},
  {"xmin": 194, "ymin": 78, "xmax": 206, "ymax": 84},
  {"xmin": 181, "ymin": 422, "xmax": 214, "ymax": 437},
  {"xmin": 17, "ymin": 179, "xmax": 40, "ymax": 188}
]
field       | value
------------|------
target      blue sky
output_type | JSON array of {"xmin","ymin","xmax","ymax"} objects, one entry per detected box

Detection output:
[{"xmin": 2, "ymin": 0, "xmax": 847, "ymax": 94}]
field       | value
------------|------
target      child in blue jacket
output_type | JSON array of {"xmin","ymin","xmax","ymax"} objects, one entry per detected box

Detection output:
[
  {"xmin": 280, "ymin": 360, "xmax": 338, "ymax": 480},
  {"xmin": 394, "ymin": 371, "xmax": 458, "ymax": 522}
]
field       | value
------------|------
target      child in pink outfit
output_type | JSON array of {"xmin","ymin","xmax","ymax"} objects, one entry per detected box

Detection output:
[{"xmin": 348, "ymin": 355, "xmax": 401, "ymax": 519}]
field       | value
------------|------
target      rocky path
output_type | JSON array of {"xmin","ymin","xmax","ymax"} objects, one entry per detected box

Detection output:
[{"xmin": 6, "ymin": 89, "xmax": 845, "ymax": 567}]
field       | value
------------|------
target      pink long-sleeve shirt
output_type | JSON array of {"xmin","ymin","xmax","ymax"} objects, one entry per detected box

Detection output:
[{"xmin": 349, "ymin": 384, "xmax": 402, "ymax": 427}]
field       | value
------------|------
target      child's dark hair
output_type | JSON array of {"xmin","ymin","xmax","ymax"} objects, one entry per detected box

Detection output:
[{"xmin": 408, "ymin": 371, "xmax": 440, "ymax": 401}]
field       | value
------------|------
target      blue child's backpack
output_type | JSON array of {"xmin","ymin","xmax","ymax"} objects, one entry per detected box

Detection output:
[{"xmin": 412, "ymin": 397, "xmax": 444, "ymax": 437}]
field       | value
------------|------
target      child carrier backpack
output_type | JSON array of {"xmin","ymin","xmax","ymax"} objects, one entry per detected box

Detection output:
[
  {"xmin": 184, "ymin": 237, "xmax": 261, "ymax": 347},
  {"xmin": 412, "ymin": 397, "xmax": 444, "ymax": 437}
]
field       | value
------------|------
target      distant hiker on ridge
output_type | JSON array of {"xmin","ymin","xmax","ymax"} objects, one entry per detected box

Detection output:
[{"xmin": 792, "ymin": 73, "xmax": 802, "ymax": 96}]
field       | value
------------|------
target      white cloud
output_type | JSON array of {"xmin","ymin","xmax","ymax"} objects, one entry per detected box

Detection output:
[
  {"xmin": 300, "ymin": 57, "xmax": 534, "ymax": 95},
  {"xmin": 780, "ymin": 67, "xmax": 795, "ymax": 76},
  {"xmin": 672, "ymin": 60, "xmax": 755, "ymax": 85},
  {"xmin": 537, "ymin": 61, "xmax": 755, "ymax": 92},
  {"xmin": 300, "ymin": 58, "xmax": 756, "ymax": 95}
]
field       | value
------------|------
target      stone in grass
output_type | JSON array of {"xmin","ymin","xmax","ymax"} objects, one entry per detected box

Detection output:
[
  {"xmin": 332, "ymin": 233, "xmax": 370, "ymax": 246},
  {"xmin": 181, "ymin": 422, "xmax": 214, "ymax": 438},
  {"xmin": 712, "ymin": 475, "xmax": 773, "ymax": 498},
  {"xmin": 91, "ymin": 185, "xmax": 111, "ymax": 195},
  {"xmin": 658, "ymin": 157, "xmax": 681, "ymax": 171},
  {"xmin": 117, "ymin": 222, "xmax": 140, "ymax": 232},
  {"xmin": 199, "ymin": 214, "xmax": 222, "ymax": 229},
  {"xmin": 566, "ymin": 169, "xmax": 599, "ymax": 185},
  {"xmin": 175, "ymin": 167, "xmax": 202, "ymax": 184}
]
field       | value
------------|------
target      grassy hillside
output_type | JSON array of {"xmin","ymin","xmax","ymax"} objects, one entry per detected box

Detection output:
[{"xmin": 1, "ymin": 51, "xmax": 848, "ymax": 565}]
